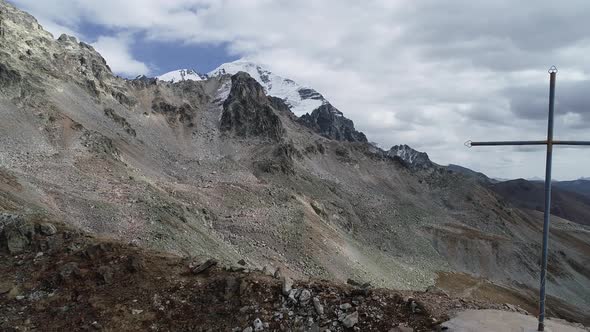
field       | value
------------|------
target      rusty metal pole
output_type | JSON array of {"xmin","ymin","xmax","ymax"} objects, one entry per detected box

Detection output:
[{"xmin": 537, "ymin": 66, "xmax": 557, "ymax": 332}]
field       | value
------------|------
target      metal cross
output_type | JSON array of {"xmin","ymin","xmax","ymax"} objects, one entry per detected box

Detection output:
[{"xmin": 466, "ymin": 66, "xmax": 590, "ymax": 331}]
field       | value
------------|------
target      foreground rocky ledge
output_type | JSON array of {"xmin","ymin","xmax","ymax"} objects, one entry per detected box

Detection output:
[{"xmin": 0, "ymin": 218, "xmax": 525, "ymax": 331}]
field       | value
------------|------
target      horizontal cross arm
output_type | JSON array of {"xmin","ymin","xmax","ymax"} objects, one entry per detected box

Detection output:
[
  {"xmin": 553, "ymin": 140, "xmax": 590, "ymax": 145},
  {"xmin": 467, "ymin": 140, "xmax": 547, "ymax": 147},
  {"xmin": 465, "ymin": 140, "xmax": 590, "ymax": 147}
]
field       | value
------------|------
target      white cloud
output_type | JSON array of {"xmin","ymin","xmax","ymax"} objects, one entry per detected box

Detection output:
[
  {"xmin": 91, "ymin": 35, "xmax": 149, "ymax": 77},
  {"xmin": 34, "ymin": 17, "xmax": 82, "ymax": 40},
  {"xmin": 9, "ymin": 0, "xmax": 590, "ymax": 179}
]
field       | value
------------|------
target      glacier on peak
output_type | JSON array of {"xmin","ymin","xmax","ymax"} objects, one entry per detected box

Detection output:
[
  {"xmin": 208, "ymin": 59, "xmax": 328, "ymax": 116},
  {"xmin": 157, "ymin": 69, "xmax": 206, "ymax": 83}
]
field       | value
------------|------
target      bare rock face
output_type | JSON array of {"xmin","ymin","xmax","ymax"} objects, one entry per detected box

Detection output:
[
  {"xmin": 221, "ymin": 72, "xmax": 284, "ymax": 141},
  {"xmin": 151, "ymin": 99, "xmax": 195, "ymax": 128},
  {"xmin": 0, "ymin": 63, "xmax": 22, "ymax": 91},
  {"xmin": 298, "ymin": 103, "xmax": 367, "ymax": 143},
  {"xmin": 0, "ymin": 1, "xmax": 124, "ymax": 102},
  {"xmin": 255, "ymin": 142, "xmax": 302, "ymax": 175},
  {"xmin": 387, "ymin": 144, "xmax": 434, "ymax": 170}
]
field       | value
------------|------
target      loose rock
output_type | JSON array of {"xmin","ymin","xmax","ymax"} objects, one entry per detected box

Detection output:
[
  {"xmin": 281, "ymin": 276, "xmax": 293, "ymax": 296},
  {"xmin": 340, "ymin": 303, "xmax": 352, "ymax": 311},
  {"xmin": 273, "ymin": 267, "xmax": 283, "ymax": 279},
  {"xmin": 312, "ymin": 297, "xmax": 324, "ymax": 315},
  {"xmin": 299, "ymin": 289, "xmax": 312, "ymax": 305},
  {"xmin": 190, "ymin": 258, "xmax": 218, "ymax": 274},
  {"xmin": 0, "ymin": 281, "xmax": 13, "ymax": 294},
  {"xmin": 38, "ymin": 223, "xmax": 57, "ymax": 236},
  {"xmin": 0, "ymin": 221, "xmax": 34, "ymax": 254},
  {"xmin": 253, "ymin": 318, "xmax": 264, "ymax": 331},
  {"xmin": 341, "ymin": 311, "xmax": 359, "ymax": 328}
]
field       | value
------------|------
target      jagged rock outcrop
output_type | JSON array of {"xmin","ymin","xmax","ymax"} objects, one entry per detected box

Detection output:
[
  {"xmin": 255, "ymin": 142, "xmax": 302, "ymax": 175},
  {"xmin": 220, "ymin": 72, "xmax": 284, "ymax": 141},
  {"xmin": 0, "ymin": 0, "xmax": 142, "ymax": 108},
  {"xmin": 298, "ymin": 104, "xmax": 367, "ymax": 143},
  {"xmin": 151, "ymin": 99, "xmax": 195, "ymax": 127},
  {"xmin": 387, "ymin": 144, "xmax": 434, "ymax": 170},
  {"xmin": 103, "ymin": 108, "xmax": 137, "ymax": 136}
]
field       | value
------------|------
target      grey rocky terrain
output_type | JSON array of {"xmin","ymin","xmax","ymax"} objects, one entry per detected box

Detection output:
[{"xmin": 1, "ymin": 0, "xmax": 589, "ymax": 326}]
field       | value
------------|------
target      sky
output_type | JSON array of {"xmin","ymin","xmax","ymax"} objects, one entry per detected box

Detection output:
[{"xmin": 8, "ymin": 0, "xmax": 590, "ymax": 180}]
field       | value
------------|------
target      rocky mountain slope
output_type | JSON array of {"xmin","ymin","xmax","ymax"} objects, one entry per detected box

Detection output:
[{"xmin": 1, "ymin": 0, "xmax": 589, "ymax": 327}]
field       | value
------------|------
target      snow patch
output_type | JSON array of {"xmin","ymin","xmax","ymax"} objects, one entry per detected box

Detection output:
[
  {"xmin": 208, "ymin": 59, "xmax": 327, "ymax": 116},
  {"xmin": 157, "ymin": 69, "xmax": 205, "ymax": 83}
]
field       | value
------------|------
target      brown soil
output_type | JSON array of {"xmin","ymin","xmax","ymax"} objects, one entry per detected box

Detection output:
[{"xmin": 0, "ymin": 220, "xmax": 508, "ymax": 332}]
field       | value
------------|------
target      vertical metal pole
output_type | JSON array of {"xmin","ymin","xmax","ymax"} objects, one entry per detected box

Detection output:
[
  {"xmin": 538, "ymin": 67, "xmax": 557, "ymax": 331},
  {"xmin": 0, "ymin": 10, "xmax": 4, "ymax": 39}
]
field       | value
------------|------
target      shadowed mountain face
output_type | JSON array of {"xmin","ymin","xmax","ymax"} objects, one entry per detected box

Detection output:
[
  {"xmin": 491, "ymin": 179, "xmax": 590, "ymax": 226},
  {"xmin": 298, "ymin": 103, "xmax": 367, "ymax": 142},
  {"xmin": 1, "ymin": 0, "xmax": 590, "ymax": 325},
  {"xmin": 447, "ymin": 164, "xmax": 494, "ymax": 184},
  {"xmin": 554, "ymin": 180, "xmax": 590, "ymax": 199},
  {"xmin": 220, "ymin": 72, "xmax": 285, "ymax": 141}
]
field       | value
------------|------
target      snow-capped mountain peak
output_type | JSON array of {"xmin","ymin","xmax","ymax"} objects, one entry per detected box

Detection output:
[
  {"xmin": 157, "ymin": 69, "xmax": 206, "ymax": 83},
  {"xmin": 208, "ymin": 59, "xmax": 328, "ymax": 116}
]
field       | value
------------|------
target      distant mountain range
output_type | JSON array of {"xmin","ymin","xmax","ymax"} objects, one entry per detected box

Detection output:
[
  {"xmin": 491, "ymin": 179, "xmax": 590, "ymax": 226},
  {"xmin": 386, "ymin": 146, "xmax": 590, "ymax": 225}
]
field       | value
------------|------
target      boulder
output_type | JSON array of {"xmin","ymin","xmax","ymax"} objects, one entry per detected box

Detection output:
[
  {"xmin": 0, "ymin": 221, "xmax": 34, "ymax": 254},
  {"xmin": 341, "ymin": 311, "xmax": 359, "ymax": 328}
]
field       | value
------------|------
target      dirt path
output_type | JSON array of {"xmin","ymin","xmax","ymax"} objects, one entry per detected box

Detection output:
[{"xmin": 445, "ymin": 309, "xmax": 588, "ymax": 332}]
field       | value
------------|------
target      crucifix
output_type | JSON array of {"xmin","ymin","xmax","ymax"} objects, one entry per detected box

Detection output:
[{"xmin": 466, "ymin": 66, "xmax": 590, "ymax": 331}]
